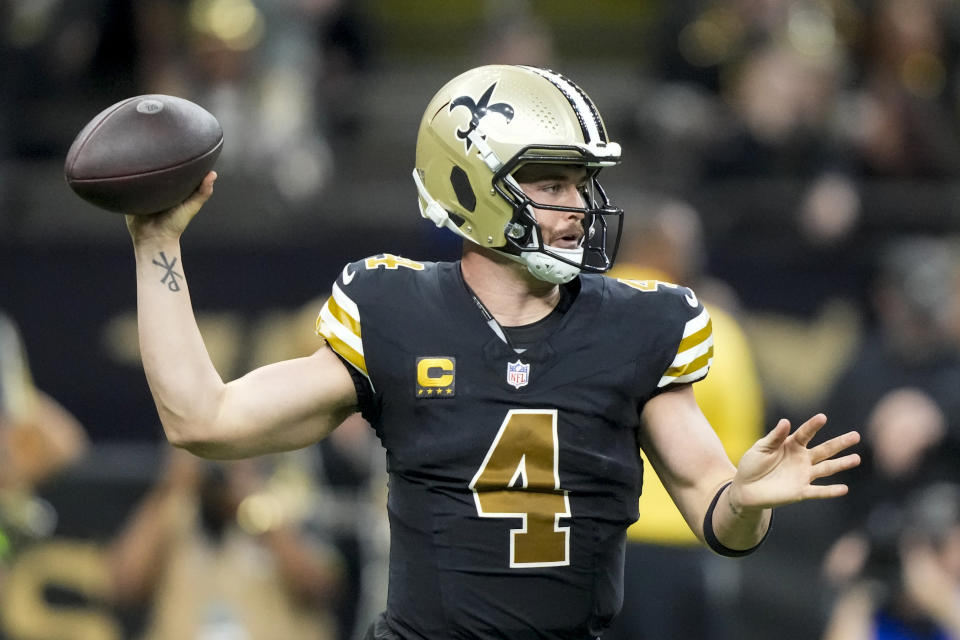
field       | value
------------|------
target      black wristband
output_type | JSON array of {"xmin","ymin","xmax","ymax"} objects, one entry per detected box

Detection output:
[{"xmin": 702, "ymin": 481, "xmax": 771, "ymax": 557}]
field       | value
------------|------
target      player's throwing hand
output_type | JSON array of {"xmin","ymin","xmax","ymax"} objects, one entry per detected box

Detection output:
[{"xmin": 126, "ymin": 171, "xmax": 217, "ymax": 243}]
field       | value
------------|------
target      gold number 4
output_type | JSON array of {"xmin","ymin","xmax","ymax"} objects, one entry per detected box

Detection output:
[
  {"xmin": 469, "ymin": 409, "xmax": 571, "ymax": 567},
  {"xmin": 364, "ymin": 254, "xmax": 425, "ymax": 271}
]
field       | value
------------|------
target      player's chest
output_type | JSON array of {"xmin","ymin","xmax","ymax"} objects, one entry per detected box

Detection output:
[
  {"xmin": 368, "ymin": 326, "xmax": 641, "ymax": 475},
  {"xmin": 368, "ymin": 317, "xmax": 639, "ymax": 408}
]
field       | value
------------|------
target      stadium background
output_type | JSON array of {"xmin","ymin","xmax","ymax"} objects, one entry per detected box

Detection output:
[{"xmin": 3, "ymin": 0, "xmax": 960, "ymax": 638}]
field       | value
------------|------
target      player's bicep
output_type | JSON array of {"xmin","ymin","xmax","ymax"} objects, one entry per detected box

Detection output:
[
  {"xmin": 191, "ymin": 346, "xmax": 359, "ymax": 459},
  {"xmin": 638, "ymin": 384, "xmax": 736, "ymax": 539}
]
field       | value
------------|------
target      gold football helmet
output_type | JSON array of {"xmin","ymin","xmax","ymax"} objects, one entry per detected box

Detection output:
[{"xmin": 413, "ymin": 65, "xmax": 623, "ymax": 283}]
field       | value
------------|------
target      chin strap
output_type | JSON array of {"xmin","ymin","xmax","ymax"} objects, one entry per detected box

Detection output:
[{"xmin": 412, "ymin": 168, "xmax": 463, "ymax": 237}]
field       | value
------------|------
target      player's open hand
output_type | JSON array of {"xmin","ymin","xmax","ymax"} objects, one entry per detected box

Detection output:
[
  {"xmin": 729, "ymin": 414, "xmax": 860, "ymax": 512},
  {"xmin": 126, "ymin": 171, "xmax": 217, "ymax": 243}
]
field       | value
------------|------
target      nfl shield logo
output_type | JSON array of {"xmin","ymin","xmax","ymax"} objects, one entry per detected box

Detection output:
[{"xmin": 506, "ymin": 360, "xmax": 531, "ymax": 389}]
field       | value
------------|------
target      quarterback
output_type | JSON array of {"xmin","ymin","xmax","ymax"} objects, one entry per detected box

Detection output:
[{"xmin": 127, "ymin": 65, "xmax": 860, "ymax": 639}]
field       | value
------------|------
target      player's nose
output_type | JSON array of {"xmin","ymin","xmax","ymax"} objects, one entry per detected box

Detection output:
[{"xmin": 562, "ymin": 186, "xmax": 586, "ymax": 211}]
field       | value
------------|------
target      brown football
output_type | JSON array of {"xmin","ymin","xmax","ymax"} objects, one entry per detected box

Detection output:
[{"xmin": 64, "ymin": 95, "xmax": 223, "ymax": 215}]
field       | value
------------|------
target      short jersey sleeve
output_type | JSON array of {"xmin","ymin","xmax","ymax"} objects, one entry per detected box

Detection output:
[
  {"xmin": 315, "ymin": 259, "xmax": 370, "ymax": 380},
  {"xmin": 610, "ymin": 277, "xmax": 714, "ymax": 393},
  {"xmin": 315, "ymin": 253, "xmax": 431, "ymax": 385},
  {"xmin": 657, "ymin": 298, "xmax": 713, "ymax": 389}
]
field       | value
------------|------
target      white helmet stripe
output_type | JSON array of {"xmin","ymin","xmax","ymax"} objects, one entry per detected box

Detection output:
[{"xmin": 520, "ymin": 66, "xmax": 605, "ymax": 144}]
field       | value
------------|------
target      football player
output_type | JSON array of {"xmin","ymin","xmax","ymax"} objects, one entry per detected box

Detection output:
[{"xmin": 126, "ymin": 65, "xmax": 861, "ymax": 639}]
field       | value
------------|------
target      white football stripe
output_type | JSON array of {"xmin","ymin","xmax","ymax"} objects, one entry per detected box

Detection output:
[
  {"xmin": 522, "ymin": 66, "xmax": 602, "ymax": 143},
  {"xmin": 682, "ymin": 308, "xmax": 711, "ymax": 337},
  {"xmin": 670, "ymin": 336, "xmax": 714, "ymax": 368},
  {"xmin": 658, "ymin": 360, "xmax": 713, "ymax": 388},
  {"xmin": 319, "ymin": 304, "xmax": 364, "ymax": 355},
  {"xmin": 330, "ymin": 282, "xmax": 359, "ymax": 321}
]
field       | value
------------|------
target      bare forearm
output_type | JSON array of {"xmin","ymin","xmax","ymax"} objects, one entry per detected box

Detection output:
[
  {"xmin": 710, "ymin": 482, "xmax": 772, "ymax": 551},
  {"xmin": 134, "ymin": 239, "xmax": 358, "ymax": 458},
  {"xmin": 126, "ymin": 171, "xmax": 359, "ymax": 458},
  {"xmin": 134, "ymin": 239, "xmax": 225, "ymax": 445}
]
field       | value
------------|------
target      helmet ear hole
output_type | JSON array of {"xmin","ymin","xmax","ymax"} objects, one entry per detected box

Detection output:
[
  {"xmin": 450, "ymin": 166, "xmax": 476, "ymax": 212},
  {"xmin": 448, "ymin": 211, "xmax": 466, "ymax": 228}
]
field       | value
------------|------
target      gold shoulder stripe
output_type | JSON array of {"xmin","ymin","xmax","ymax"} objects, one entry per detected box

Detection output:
[
  {"xmin": 315, "ymin": 283, "xmax": 368, "ymax": 378},
  {"xmin": 662, "ymin": 348, "xmax": 713, "ymax": 380},
  {"xmin": 321, "ymin": 326, "xmax": 367, "ymax": 376},
  {"xmin": 658, "ymin": 309, "xmax": 714, "ymax": 388},
  {"xmin": 324, "ymin": 292, "xmax": 361, "ymax": 338},
  {"xmin": 677, "ymin": 322, "xmax": 711, "ymax": 355}
]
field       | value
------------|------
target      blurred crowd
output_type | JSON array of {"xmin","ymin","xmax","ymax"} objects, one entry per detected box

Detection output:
[{"xmin": 4, "ymin": 0, "xmax": 960, "ymax": 639}]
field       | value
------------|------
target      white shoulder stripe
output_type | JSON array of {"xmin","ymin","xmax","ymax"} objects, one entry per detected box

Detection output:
[
  {"xmin": 331, "ymin": 282, "xmax": 359, "ymax": 320},
  {"xmin": 319, "ymin": 304, "xmax": 363, "ymax": 355},
  {"xmin": 671, "ymin": 335, "xmax": 714, "ymax": 368},
  {"xmin": 683, "ymin": 308, "xmax": 710, "ymax": 337},
  {"xmin": 657, "ymin": 306, "xmax": 714, "ymax": 388},
  {"xmin": 658, "ymin": 361, "xmax": 713, "ymax": 387}
]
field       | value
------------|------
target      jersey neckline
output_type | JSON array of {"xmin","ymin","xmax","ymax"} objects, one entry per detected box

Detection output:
[{"xmin": 437, "ymin": 261, "xmax": 604, "ymax": 362}]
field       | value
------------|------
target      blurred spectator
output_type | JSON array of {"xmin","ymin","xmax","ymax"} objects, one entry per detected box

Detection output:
[
  {"xmin": 820, "ymin": 236, "xmax": 960, "ymax": 475},
  {"xmin": 0, "ymin": 312, "xmax": 88, "ymax": 491},
  {"xmin": 0, "ymin": 0, "xmax": 143, "ymax": 160},
  {"xmin": 701, "ymin": 37, "xmax": 863, "ymax": 243},
  {"xmin": 611, "ymin": 197, "xmax": 742, "ymax": 310},
  {"xmin": 842, "ymin": 0, "xmax": 960, "ymax": 179},
  {"xmin": 0, "ymin": 0, "xmax": 147, "ymax": 236},
  {"xmin": 473, "ymin": 1, "xmax": 557, "ymax": 68},
  {"xmin": 244, "ymin": 297, "xmax": 388, "ymax": 640},
  {"xmin": 314, "ymin": 1, "xmax": 377, "ymax": 140},
  {"xmin": 644, "ymin": 0, "xmax": 801, "ymax": 93},
  {"xmin": 604, "ymin": 198, "xmax": 765, "ymax": 640},
  {"xmin": 817, "ymin": 236, "xmax": 960, "ymax": 636},
  {"xmin": 743, "ymin": 235, "xmax": 960, "ymax": 434},
  {"xmin": 704, "ymin": 40, "xmax": 848, "ymax": 180},
  {"xmin": 136, "ymin": 0, "xmax": 335, "ymax": 213},
  {"xmin": 0, "ymin": 310, "xmax": 89, "ymax": 629},
  {"xmin": 108, "ymin": 447, "xmax": 344, "ymax": 640},
  {"xmin": 635, "ymin": 1, "xmax": 860, "ymax": 183},
  {"xmin": 661, "ymin": 30, "xmax": 871, "ymax": 346},
  {"xmin": 0, "ymin": 311, "xmax": 88, "ymax": 552},
  {"xmin": 822, "ymin": 387, "xmax": 955, "ymax": 586},
  {"xmin": 822, "ymin": 482, "xmax": 960, "ymax": 640}
]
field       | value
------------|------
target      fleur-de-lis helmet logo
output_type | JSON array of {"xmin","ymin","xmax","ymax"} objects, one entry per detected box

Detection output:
[{"xmin": 450, "ymin": 82, "xmax": 515, "ymax": 151}]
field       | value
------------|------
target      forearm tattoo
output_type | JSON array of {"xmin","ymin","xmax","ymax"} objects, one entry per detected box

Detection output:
[
  {"xmin": 152, "ymin": 251, "xmax": 183, "ymax": 292},
  {"xmin": 728, "ymin": 491, "xmax": 743, "ymax": 518}
]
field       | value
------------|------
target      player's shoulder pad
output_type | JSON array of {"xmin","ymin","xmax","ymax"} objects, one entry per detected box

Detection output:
[
  {"xmin": 317, "ymin": 254, "xmax": 433, "ymax": 379},
  {"xmin": 608, "ymin": 277, "xmax": 702, "ymax": 313},
  {"xmin": 606, "ymin": 277, "xmax": 713, "ymax": 388},
  {"xmin": 325, "ymin": 252, "xmax": 434, "ymax": 312},
  {"xmin": 338, "ymin": 253, "xmax": 430, "ymax": 284}
]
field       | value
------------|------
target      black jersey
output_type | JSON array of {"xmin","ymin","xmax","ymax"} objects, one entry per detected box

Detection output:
[{"xmin": 316, "ymin": 255, "xmax": 713, "ymax": 640}]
